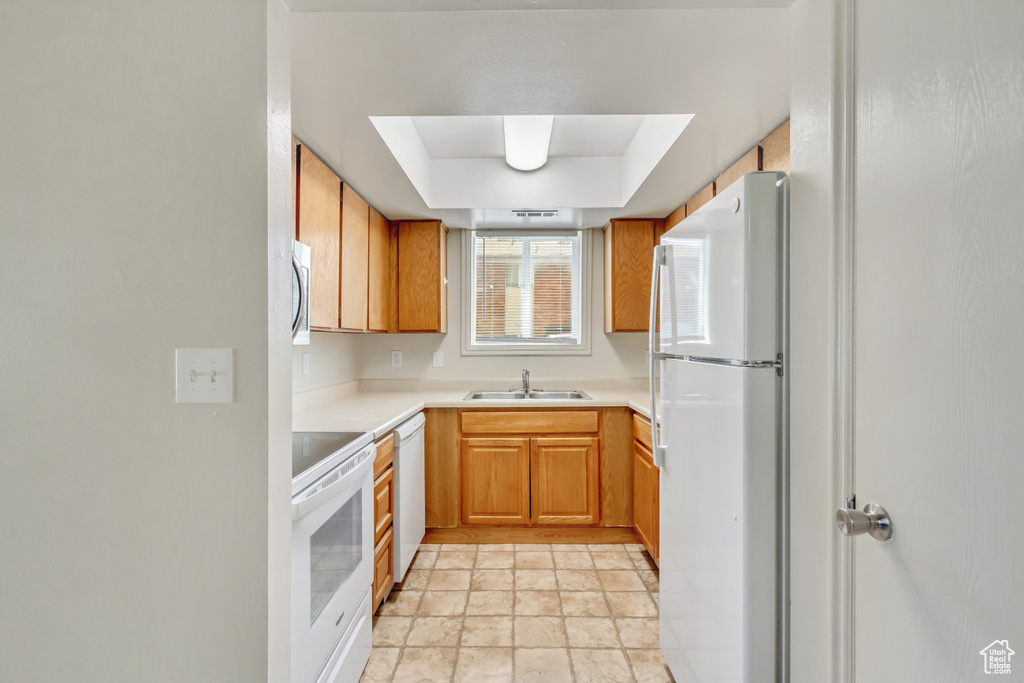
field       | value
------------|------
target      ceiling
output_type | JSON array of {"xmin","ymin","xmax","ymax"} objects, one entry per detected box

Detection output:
[{"xmin": 290, "ymin": 6, "xmax": 790, "ymax": 228}]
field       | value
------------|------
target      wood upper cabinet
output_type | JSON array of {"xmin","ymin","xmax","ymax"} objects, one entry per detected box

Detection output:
[
  {"xmin": 340, "ymin": 183, "xmax": 369, "ymax": 331},
  {"xmin": 531, "ymin": 437, "xmax": 599, "ymax": 525},
  {"xmin": 367, "ymin": 207, "xmax": 390, "ymax": 332},
  {"xmin": 604, "ymin": 219, "xmax": 656, "ymax": 332},
  {"xmin": 397, "ymin": 220, "xmax": 448, "ymax": 333},
  {"xmin": 632, "ymin": 440, "xmax": 659, "ymax": 565},
  {"xmin": 460, "ymin": 438, "xmax": 531, "ymax": 525},
  {"xmin": 296, "ymin": 144, "xmax": 341, "ymax": 330}
]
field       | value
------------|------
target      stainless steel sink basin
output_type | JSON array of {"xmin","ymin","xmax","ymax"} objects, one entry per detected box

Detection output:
[
  {"xmin": 463, "ymin": 389, "xmax": 591, "ymax": 401},
  {"xmin": 527, "ymin": 390, "xmax": 591, "ymax": 400},
  {"xmin": 464, "ymin": 390, "xmax": 528, "ymax": 400}
]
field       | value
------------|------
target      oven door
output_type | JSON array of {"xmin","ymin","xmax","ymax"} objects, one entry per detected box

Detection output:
[{"xmin": 291, "ymin": 445, "xmax": 374, "ymax": 683}]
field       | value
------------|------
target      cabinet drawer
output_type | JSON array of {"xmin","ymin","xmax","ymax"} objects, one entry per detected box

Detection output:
[
  {"xmin": 374, "ymin": 434, "xmax": 394, "ymax": 480},
  {"xmin": 374, "ymin": 467, "xmax": 394, "ymax": 545},
  {"xmin": 373, "ymin": 526, "xmax": 394, "ymax": 612},
  {"xmin": 632, "ymin": 413, "xmax": 653, "ymax": 452},
  {"xmin": 461, "ymin": 410, "xmax": 598, "ymax": 435}
]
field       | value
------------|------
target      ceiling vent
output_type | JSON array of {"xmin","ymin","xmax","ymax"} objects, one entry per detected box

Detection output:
[{"xmin": 512, "ymin": 210, "xmax": 559, "ymax": 218}]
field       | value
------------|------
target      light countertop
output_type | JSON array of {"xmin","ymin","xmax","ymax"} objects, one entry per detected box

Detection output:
[{"xmin": 292, "ymin": 380, "xmax": 654, "ymax": 440}]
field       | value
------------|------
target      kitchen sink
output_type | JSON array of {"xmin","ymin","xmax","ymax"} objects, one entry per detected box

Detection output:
[{"xmin": 463, "ymin": 389, "xmax": 591, "ymax": 401}]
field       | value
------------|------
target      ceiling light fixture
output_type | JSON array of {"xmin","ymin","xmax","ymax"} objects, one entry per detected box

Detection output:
[{"xmin": 503, "ymin": 115, "xmax": 554, "ymax": 171}]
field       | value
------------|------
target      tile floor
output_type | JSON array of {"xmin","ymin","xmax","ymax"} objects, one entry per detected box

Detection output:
[{"xmin": 361, "ymin": 543, "xmax": 673, "ymax": 683}]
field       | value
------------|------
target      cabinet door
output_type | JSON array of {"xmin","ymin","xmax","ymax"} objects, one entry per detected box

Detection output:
[
  {"xmin": 367, "ymin": 206, "xmax": 390, "ymax": 332},
  {"xmin": 296, "ymin": 145, "xmax": 341, "ymax": 329},
  {"xmin": 373, "ymin": 526, "xmax": 394, "ymax": 612},
  {"xmin": 340, "ymin": 182, "xmax": 369, "ymax": 331},
  {"xmin": 374, "ymin": 467, "xmax": 394, "ymax": 545},
  {"xmin": 397, "ymin": 220, "xmax": 448, "ymax": 332},
  {"xmin": 460, "ymin": 438, "xmax": 530, "ymax": 525},
  {"xmin": 632, "ymin": 441, "xmax": 659, "ymax": 565},
  {"xmin": 604, "ymin": 220, "xmax": 655, "ymax": 332},
  {"xmin": 531, "ymin": 437, "xmax": 600, "ymax": 526}
]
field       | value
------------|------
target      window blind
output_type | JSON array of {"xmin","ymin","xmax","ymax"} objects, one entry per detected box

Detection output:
[{"xmin": 471, "ymin": 231, "xmax": 582, "ymax": 345}]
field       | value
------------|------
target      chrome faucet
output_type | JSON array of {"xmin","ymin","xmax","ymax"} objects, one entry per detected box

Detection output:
[{"xmin": 522, "ymin": 369, "xmax": 530, "ymax": 392}]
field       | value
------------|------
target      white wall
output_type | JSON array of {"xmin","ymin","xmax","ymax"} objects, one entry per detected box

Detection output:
[
  {"xmin": 293, "ymin": 332, "xmax": 360, "ymax": 392},
  {"xmin": 788, "ymin": 0, "xmax": 845, "ymax": 681},
  {"xmin": 356, "ymin": 228, "xmax": 649, "ymax": 382},
  {"xmin": 0, "ymin": 2, "xmax": 288, "ymax": 681}
]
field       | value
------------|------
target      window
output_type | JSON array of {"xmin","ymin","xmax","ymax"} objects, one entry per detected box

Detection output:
[{"xmin": 463, "ymin": 230, "xmax": 589, "ymax": 355}]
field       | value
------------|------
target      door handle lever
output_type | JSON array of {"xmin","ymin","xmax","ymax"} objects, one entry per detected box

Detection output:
[{"xmin": 836, "ymin": 502, "xmax": 893, "ymax": 541}]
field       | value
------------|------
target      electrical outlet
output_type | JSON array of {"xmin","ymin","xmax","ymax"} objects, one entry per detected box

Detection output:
[
  {"xmin": 432, "ymin": 351, "xmax": 444, "ymax": 368},
  {"xmin": 302, "ymin": 352, "xmax": 310, "ymax": 375},
  {"xmin": 391, "ymin": 350, "xmax": 403, "ymax": 368}
]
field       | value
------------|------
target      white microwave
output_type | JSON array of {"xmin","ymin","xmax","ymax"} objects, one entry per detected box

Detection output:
[{"xmin": 292, "ymin": 240, "xmax": 311, "ymax": 345}]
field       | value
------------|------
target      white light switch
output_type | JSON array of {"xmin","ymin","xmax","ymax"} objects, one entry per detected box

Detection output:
[
  {"xmin": 175, "ymin": 348, "xmax": 234, "ymax": 403},
  {"xmin": 432, "ymin": 351, "xmax": 444, "ymax": 368}
]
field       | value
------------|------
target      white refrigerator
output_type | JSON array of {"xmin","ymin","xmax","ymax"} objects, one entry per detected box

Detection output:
[{"xmin": 649, "ymin": 172, "xmax": 787, "ymax": 682}]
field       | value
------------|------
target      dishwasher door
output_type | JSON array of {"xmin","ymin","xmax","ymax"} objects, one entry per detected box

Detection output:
[{"xmin": 392, "ymin": 412, "xmax": 426, "ymax": 582}]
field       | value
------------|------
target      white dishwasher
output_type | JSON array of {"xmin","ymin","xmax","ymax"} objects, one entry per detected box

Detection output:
[{"xmin": 392, "ymin": 412, "xmax": 426, "ymax": 582}]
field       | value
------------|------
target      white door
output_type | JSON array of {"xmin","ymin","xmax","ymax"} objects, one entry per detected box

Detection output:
[{"xmin": 848, "ymin": 1, "xmax": 1024, "ymax": 679}]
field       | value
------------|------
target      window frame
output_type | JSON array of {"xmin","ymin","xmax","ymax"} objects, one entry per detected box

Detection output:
[{"xmin": 461, "ymin": 228, "xmax": 592, "ymax": 357}]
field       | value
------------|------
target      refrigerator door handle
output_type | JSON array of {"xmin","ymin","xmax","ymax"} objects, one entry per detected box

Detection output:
[{"xmin": 649, "ymin": 245, "xmax": 667, "ymax": 467}]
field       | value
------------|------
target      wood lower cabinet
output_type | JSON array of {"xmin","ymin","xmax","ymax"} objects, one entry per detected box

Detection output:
[
  {"xmin": 372, "ymin": 434, "xmax": 396, "ymax": 612},
  {"xmin": 632, "ymin": 441, "xmax": 659, "ymax": 565},
  {"xmin": 631, "ymin": 412, "xmax": 659, "ymax": 565},
  {"xmin": 372, "ymin": 526, "xmax": 394, "ymax": 611},
  {"xmin": 531, "ymin": 437, "xmax": 599, "ymax": 525},
  {"xmin": 460, "ymin": 429, "xmax": 600, "ymax": 527},
  {"xmin": 460, "ymin": 438, "xmax": 531, "ymax": 525}
]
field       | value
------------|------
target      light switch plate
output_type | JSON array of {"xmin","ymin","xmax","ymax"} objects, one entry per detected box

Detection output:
[
  {"xmin": 175, "ymin": 348, "xmax": 234, "ymax": 403},
  {"xmin": 391, "ymin": 350, "xmax": 403, "ymax": 368},
  {"xmin": 432, "ymin": 351, "xmax": 443, "ymax": 368}
]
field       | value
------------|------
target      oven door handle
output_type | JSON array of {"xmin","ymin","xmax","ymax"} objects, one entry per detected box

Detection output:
[{"xmin": 292, "ymin": 445, "xmax": 375, "ymax": 521}]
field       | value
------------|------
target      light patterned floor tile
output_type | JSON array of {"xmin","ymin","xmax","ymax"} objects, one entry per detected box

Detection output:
[
  {"xmin": 559, "ymin": 591, "xmax": 610, "ymax": 617},
  {"xmin": 391, "ymin": 647, "xmax": 457, "ymax": 683},
  {"xmin": 394, "ymin": 569, "xmax": 430, "ymax": 592},
  {"xmin": 593, "ymin": 552, "xmax": 637, "ymax": 570},
  {"xmin": 598, "ymin": 570, "xmax": 646, "ymax": 592},
  {"xmin": 615, "ymin": 618, "xmax": 660, "ymax": 649},
  {"xmin": 477, "ymin": 543, "xmax": 515, "ymax": 551},
  {"xmin": 606, "ymin": 591, "xmax": 659, "ymax": 617},
  {"xmin": 515, "ymin": 551, "xmax": 554, "ymax": 569},
  {"xmin": 552, "ymin": 551, "xmax": 595, "ymax": 569},
  {"xmin": 378, "ymin": 589, "xmax": 423, "ymax": 616},
  {"xmin": 556, "ymin": 569, "xmax": 602, "ymax": 591},
  {"xmin": 410, "ymin": 550, "xmax": 438, "ymax": 570},
  {"xmin": 435, "ymin": 551, "xmax": 477, "ymax": 569},
  {"xmin": 475, "ymin": 551, "xmax": 514, "ymax": 569},
  {"xmin": 514, "ymin": 590, "xmax": 561, "ymax": 616},
  {"xmin": 372, "ymin": 616, "xmax": 413, "ymax": 647},
  {"xmin": 565, "ymin": 617, "xmax": 622, "ymax": 648},
  {"xmin": 514, "ymin": 616, "xmax": 566, "ymax": 648},
  {"xmin": 405, "ymin": 616, "xmax": 464, "ymax": 647},
  {"xmin": 453, "ymin": 647, "xmax": 514, "ymax": 682},
  {"xmin": 626, "ymin": 648, "xmax": 675, "ymax": 682},
  {"xmin": 513, "ymin": 648, "xmax": 573, "ymax": 683},
  {"xmin": 466, "ymin": 590, "xmax": 514, "ymax": 616},
  {"xmin": 418, "ymin": 591, "xmax": 469, "ymax": 616},
  {"xmin": 461, "ymin": 616, "xmax": 513, "ymax": 647},
  {"xmin": 514, "ymin": 543, "xmax": 551, "ymax": 551},
  {"xmin": 359, "ymin": 646, "xmax": 400, "ymax": 682},
  {"xmin": 515, "ymin": 569, "xmax": 558, "ymax": 590},
  {"xmin": 570, "ymin": 648, "xmax": 635, "ymax": 683},
  {"xmin": 589, "ymin": 544, "xmax": 626, "ymax": 552},
  {"xmin": 472, "ymin": 569, "xmax": 515, "ymax": 591},
  {"xmin": 427, "ymin": 569, "xmax": 472, "ymax": 591}
]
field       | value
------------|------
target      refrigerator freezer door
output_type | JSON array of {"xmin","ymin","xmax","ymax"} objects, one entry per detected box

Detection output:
[
  {"xmin": 659, "ymin": 358, "xmax": 777, "ymax": 682},
  {"xmin": 659, "ymin": 172, "xmax": 782, "ymax": 362}
]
